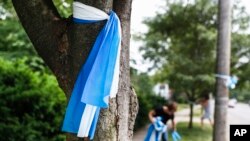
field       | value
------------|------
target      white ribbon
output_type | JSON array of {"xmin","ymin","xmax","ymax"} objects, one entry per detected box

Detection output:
[
  {"xmin": 215, "ymin": 74, "xmax": 238, "ymax": 89},
  {"xmin": 73, "ymin": 2, "xmax": 109, "ymax": 21}
]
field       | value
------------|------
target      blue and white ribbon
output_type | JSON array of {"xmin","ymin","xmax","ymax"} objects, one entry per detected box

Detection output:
[
  {"xmin": 144, "ymin": 117, "xmax": 168, "ymax": 141},
  {"xmin": 215, "ymin": 74, "xmax": 238, "ymax": 89},
  {"xmin": 62, "ymin": 2, "xmax": 121, "ymax": 139},
  {"xmin": 172, "ymin": 131, "xmax": 181, "ymax": 141}
]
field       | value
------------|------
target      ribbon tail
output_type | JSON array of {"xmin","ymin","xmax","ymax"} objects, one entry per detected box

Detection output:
[
  {"xmin": 80, "ymin": 12, "xmax": 120, "ymax": 108},
  {"xmin": 172, "ymin": 132, "xmax": 177, "ymax": 141},
  {"xmin": 144, "ymin": 124, "xmax": 155, "ymax": 141},
  {"xmin": 110, "ymin": 18, "xmax": 121, "ymax": 98},
  {"xmin": 89, "ymin": 107, "xmax": 100, "ymax": 140},
  {"xmin": 172, "ymin": 131, "xmax": 181, "ymax": 141},
  {"xmin": 157, "ymin": 132, "xmax": 162, "ymax": 141},
  {"xmin": 174, "ymin": 131, "xmax": 181, "ymax": 140},
  {"xmin": 77, "ymin": 105, "xmax": 97, "ymax": 137},
  {"xmin": 62, "ymin": 74, "xmax": 86, "ymax": 133}
]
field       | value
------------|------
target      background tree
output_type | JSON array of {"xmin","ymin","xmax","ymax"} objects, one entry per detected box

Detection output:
[
  {"xmin": 5, "ymin": 0, "xmax": 138, "ymax": 141},
  {"xmin": 213, "ymin": 0, "xmax": 232, "ymax": 140},
  {"xmin": 230, "ymin": 3, "xmax": 250, "ymax": 101},
  {"xmin": 140, "ymin": 0, "xmax": 250, "ymax": 128},
  {"xmin": 141, "ymin": 0, "xmax": 217, "ymax": 128}
]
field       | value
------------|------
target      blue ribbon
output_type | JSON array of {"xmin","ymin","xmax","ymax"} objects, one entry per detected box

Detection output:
[
  {"xmin": 172, "ymin": 131, "xmax": 181, "ymax": 141},
  {"xmin": 62, "ymin": 2, "xmax": 121, "ymax": 140},
  {"xmin": 215, "ymin": 74, "xmax": 238, "ymax": 89},
  {"xmin": 144, "ymin": 117, "xmax": 168, "ymax": 141}
]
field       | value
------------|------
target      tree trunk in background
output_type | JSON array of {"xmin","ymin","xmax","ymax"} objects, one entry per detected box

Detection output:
[
  {"xmin": 188, "ymin": 103, "xmax": 193, "ymax": 129},
  {"xmin": 213, "ymin": 0, "xmax": 231, "ymax": 141},
  {"xmin": 11, "ymin": 0, "xmax": 138, "ymax": 141}
]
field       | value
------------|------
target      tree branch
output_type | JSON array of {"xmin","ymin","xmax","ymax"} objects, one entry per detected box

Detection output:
[
  {"xmin": 12, "ymin": 0, "xmax": 72, "ymax": 93},
  {"xmin": 11, "ymin": 0, "xmax": 113, "ymax": 95},
  {"xmin": 12, "ymin": 0, "xmax": 66, "ymax": 70}
]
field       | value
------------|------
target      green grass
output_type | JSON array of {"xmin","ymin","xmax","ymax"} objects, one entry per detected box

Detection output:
[{"xmin": 170, "ymin": 122, "xmax": 213, "ymax": 141}]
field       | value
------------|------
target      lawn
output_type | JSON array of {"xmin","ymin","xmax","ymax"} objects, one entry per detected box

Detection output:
[{"xmin": 169, "ymin": 122, "xmax": 213, "ymax": 141}]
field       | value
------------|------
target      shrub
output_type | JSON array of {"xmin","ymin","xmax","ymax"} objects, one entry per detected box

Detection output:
[{"xmin": 0, "ymin": 58, "xmax": 66, "ymax": 141}]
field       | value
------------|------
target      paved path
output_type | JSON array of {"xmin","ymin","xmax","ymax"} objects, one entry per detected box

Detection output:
[
  {"xmin": 133, "ymin": 102, "xmax": 250, "ymax": 141},
  {"xmin": 227, "ymin": 103, "xmax": 250, "ymax": 124}
]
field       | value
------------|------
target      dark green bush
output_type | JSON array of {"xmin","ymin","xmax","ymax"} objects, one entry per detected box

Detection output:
[
  {"xmin": 232, "ymin": 89, "xmax": 250, "ymax": 103},
  {"xmin": 0, "ymin": 58, "xmax": 66, "ymax": 141}
]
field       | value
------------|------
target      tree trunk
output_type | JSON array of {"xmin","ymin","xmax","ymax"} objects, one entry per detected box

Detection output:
[
  {"xmin": 11, "ymin": 0, "xmax": 138, "ymax": 141},
  {"xmin": 188, "ymin": 103, "xmax": 193, "ymax": 129},
  {"xmin": 213, "ymin": 0, "xmax": 232, "ymax": 141}
]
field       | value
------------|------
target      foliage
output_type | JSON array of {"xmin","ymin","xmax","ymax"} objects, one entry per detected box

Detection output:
[
  {"xmin": 0, "ymin": 1, "xmax": 36, "ymax": 59},
  {"xmin": 140, "ymin": 0, "xmax": 250, "ymax": 127},
  {"xmin": 141, "ymin": 0, "xmax": 217, "ymax": 101},
  {"xmin": 231, "ymin": 33, "xmax": 250, "ymax": 102},
  {"xmin": 237, "ymin": 89, "xmax": 250, "ymax": 102},
  {"xmin": 0, "ymin": 0, "xmax": 73, "ymax": 59},
  {"xmin": 0, "ymin": 58, "xmax": 66, "ymax": 141},
  {"xmin": 131, "ymin": 68, "xmax": 155, "ymax": 96},
  {"xmin": 231, "ymin": 82, "xmax": 250, "ymax": 102},
  {"xmin": 0, "ymin": 1, "xmax": 75, "ymax": 140},
  {"xmin": 53, "ymin": 0, "xmax": 73, "ymax": 18}
]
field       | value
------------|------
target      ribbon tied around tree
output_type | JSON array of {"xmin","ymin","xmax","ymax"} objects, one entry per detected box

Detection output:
[
  {"xmin": 215, "ymin": 74, "xmax": 238, "ymax": 89},
  {"xmin": 62, "ymin": 2, "xmax": 121, "ymax": 139}
]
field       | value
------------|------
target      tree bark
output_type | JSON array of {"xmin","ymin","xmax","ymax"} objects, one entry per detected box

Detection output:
[
  {"xmin": 11, "ymin": 0, "xmax": 138, "ymax": 141},
  {"xmin": 213, "ymin": 0, "xmax": 232, "ymax": 141},
  {"xmin": 188, "ymin": 103, "xmax": 193, "ymax": 129},
  {"xmin": 187, "ymin": 92, "xmax": 194, "ymax": 129}
]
